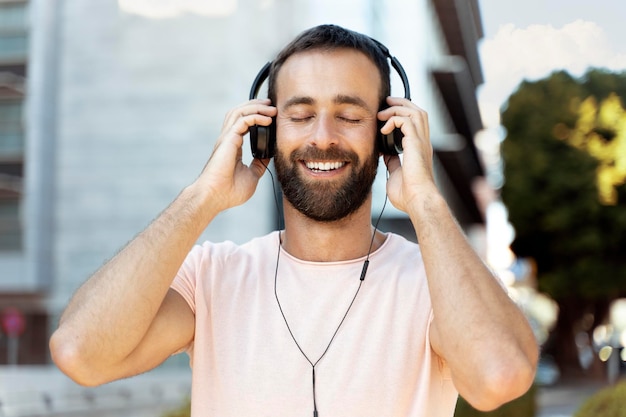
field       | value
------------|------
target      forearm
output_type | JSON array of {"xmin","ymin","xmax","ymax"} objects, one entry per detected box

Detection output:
[
  {"xmin": 380, "ymin": 98, "xmax": 537, "ymax": 407},
  {"xmin": 51, "ymin": 181, "xmax": 216, "ymax": 372},
  {"xmin": 408, "ymin": 187, "xmax": 538, "ymax": 408}
]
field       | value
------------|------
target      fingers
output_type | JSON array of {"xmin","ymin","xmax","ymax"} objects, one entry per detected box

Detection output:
[
  {"xmin": 378, "ymin": 97, "xmax": 429, "ymax": 140},
  {"xmin": 212, "ymin": 99, "xmax": 277, "ymax": 161},
  {"xmin": 222, "ymin": 99, "xmax": 277, "ymax": 136},
  {"xmin": 208, "ymin": 99, "xmax": 276, "ymax": 167},
  {"xmin": 379, "ymin": 97, "xmax": 435, "ymax": 191}
]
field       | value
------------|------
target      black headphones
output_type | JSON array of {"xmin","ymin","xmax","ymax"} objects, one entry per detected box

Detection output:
[{"xmin": 248, "ymin": 39, "xmax": 411, "ymax": 159}]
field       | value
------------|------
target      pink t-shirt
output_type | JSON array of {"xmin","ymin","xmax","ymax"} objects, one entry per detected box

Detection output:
[{"xmin": 171, "ymin": 231, "xmax": 458, "ymax": 417}]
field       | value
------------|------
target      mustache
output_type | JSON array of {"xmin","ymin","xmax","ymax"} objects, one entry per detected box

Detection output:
[{"xmin": 289, "ymin": 146, "xmax": 360, "ymax": 164}]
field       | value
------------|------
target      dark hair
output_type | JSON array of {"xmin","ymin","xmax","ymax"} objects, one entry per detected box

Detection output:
[{"xmin": 267, "ymin": 24, "xmax": 391, "ymax": 109}]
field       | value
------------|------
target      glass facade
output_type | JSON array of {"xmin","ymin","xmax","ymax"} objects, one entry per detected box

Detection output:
[{"xmin": 0, "ymin": 0, "xmax": 27, "ymax": 251}]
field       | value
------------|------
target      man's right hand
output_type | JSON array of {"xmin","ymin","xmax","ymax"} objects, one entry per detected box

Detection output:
[{"xmin": 195, "ymin": 98, "xmax": 277, "ymax": 212}]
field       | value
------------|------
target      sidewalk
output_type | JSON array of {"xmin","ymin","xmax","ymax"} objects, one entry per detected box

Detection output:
[
  {"xmin": 1, "ymin": 366, "xmax": 613, "ymax": 417},
  {"xmin": 536, "ymin": 379, "xmax": 609, "ymax": 417},
  {"xmin": 0, "ymin": 365, "xmax": 191, "ymax": 417}
]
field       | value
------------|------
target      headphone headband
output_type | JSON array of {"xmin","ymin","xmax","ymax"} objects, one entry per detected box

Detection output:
[
  {"xmin": 368, "ymin": 37, "xmax": 411, "ymax": 101},
  {"xmin": 249, "ymin": 61, "xmax": 272, "ymax": 100}
]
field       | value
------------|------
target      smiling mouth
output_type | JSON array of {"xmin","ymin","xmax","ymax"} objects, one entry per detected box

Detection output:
[{"xmin": 304, "ymin": 161, "xmax": 347, "ymax": 172}]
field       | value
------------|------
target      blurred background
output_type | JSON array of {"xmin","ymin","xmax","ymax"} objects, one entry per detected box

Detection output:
[{"xmin": 1, "ymin": 0, "xmax": 625, "ymax": 416}]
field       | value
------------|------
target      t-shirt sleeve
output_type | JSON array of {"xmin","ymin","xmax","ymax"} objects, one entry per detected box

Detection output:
[
  {"xmin": 170, "ymin": 244, "xmax": 203, "ymax": 315},
  {"xmin": 427, "ymin": 309, "xmax": 453, "ymax": 381},
  {"xmin": 169, "ymin": 245, "xmax": 205, "ymax": 358}
]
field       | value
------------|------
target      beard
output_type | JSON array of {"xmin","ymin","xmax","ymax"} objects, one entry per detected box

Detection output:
[{"xmin": 274, "ymin": 145, "xmax": 379, "ymax": 222}]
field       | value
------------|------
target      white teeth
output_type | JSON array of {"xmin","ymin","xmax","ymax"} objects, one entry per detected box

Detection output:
[{"xmin": 305, "ymin": 161, "xmax": 346, "ymax": 171}]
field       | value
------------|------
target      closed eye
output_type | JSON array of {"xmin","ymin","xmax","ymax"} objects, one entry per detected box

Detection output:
[
  {"xmin": 290, "ymin": 116, "xmax": 314, "ymax": 122},
  {"xmin": 338, "ymin": 116, "xmax": 362, "ymax": 124}
]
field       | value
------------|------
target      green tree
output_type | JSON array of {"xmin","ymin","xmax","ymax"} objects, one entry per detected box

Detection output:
[{"xmin": 500, "ymin": 69, "xmax": 626, "ymax": 377}]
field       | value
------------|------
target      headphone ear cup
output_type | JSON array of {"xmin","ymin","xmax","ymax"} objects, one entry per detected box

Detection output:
[
  {"xmin": 248, "ymin": 62, "xmax": 275, "ymax": 159},
  {"xmin": 377, "ymin": 121, "xmax": 403, "ymax": 155},
  {"xmin": 249, "ymin": 119, "xmax": 276, "ymax": 159}
]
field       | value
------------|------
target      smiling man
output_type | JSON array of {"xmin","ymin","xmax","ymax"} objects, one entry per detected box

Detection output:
[{"xmin": 50, "ymin": 24, "xmax": 538, "ymax": 417}]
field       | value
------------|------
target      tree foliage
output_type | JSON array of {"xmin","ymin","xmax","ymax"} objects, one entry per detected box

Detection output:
[
  {"xmin": 500, "ymin": 68, "xmax": 626, "ymax": 374},
  {"xmin": 574, "ymin": 380, "xmax": 626, "ymax": 417}
]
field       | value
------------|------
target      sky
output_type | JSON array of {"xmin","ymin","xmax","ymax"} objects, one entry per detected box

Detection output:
[{"xmin": 477, "ymin": 0, "xmax": 626, "ymax": 128}]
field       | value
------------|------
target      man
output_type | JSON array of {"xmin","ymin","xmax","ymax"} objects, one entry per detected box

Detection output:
[{"xmin": 50, "ymin": 25, "xmax": 538, "ymax": 417}]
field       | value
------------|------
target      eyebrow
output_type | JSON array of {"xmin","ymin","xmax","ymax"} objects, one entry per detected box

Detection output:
[
  {"xmin": 283, "ymin": 96, "xmax": 314, "ymax": 109},
  {"xmin": 282, "ymin": 94, "xmax": 373, "ymax": 111},
  {"xmin": 333, "ymin": 94, "xmax": 371, "ymax": 111}
]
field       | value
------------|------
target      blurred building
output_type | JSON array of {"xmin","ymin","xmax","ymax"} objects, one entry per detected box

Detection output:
[{"xmin": 0, "ymin": 0, "xmax": 486, "ymax": 364}]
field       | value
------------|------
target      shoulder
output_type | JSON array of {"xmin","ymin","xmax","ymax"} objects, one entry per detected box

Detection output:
[
  {"xmin": 190, "ymin": 231, "xmax": 280, "ymax": 262},
  {"xmin": 367, "ymin": 232, "xmax": 426, "ymax": 284},
  {"xmin": 379, "ymin": 232, "xmax": 422, "ymax": 260},
  {"xmin": 173, "ymin": 231, "xmax": 279, "ymax": 291}
]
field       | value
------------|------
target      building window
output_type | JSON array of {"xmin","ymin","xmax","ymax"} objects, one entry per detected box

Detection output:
[
  {"xmin": 0, "ymin": 0, "xmax": 27, "ymax": 251},
  {"xmin": 0, "ymin": 0, "xmax": 28, "ymax": 61},
  {"xmin": 0, "ymin": 96, "xmax": 24, "ymax": 252}
]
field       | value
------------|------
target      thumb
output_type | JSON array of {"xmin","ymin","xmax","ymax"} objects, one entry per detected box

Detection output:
[
  {"xmin": 249, "ymin": 158, "xmax": 271, "ymax": 180},
  {"xmin": 384, "ymin": 154, "xmax": 401, "ymax": 174}
]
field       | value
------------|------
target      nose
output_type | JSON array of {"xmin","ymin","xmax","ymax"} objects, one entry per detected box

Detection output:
[{"xmin": 309, "ymin": 112, "xmax": 337, "ymax": 149}]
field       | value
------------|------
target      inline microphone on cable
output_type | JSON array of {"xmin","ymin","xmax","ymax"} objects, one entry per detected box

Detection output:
[{"xmin": 359, "ymin": 260, "xmax": 370, "ymax": 281}]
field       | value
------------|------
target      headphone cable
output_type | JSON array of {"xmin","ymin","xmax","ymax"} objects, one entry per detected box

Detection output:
[{"xmin": 262, "ymin": 160, "xmax": 388, "ymax": 417}]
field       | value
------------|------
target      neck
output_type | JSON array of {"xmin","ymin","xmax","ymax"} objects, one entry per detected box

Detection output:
[{"xmin": 280, "ymin": 198, "xmax": 385, "ymax": 262}]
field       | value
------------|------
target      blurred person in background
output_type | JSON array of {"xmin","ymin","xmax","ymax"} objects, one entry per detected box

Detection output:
[{"xmin": 50, "ymin": 24, "xmax": 538, "ymax": 417}]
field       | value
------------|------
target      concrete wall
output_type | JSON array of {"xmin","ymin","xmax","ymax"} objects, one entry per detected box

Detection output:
[{"xmin": 48, "ymin": 0, "xmax": 295, "ymax": 304}]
